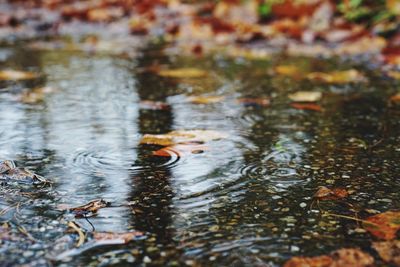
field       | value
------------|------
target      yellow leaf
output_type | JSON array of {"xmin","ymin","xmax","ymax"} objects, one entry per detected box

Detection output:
[
  {"xmin": 140, "ymin": 130, "xmax": 227, "ymax": 146},
  {"xmin": 187, "ymin": 95, "xmax": 224, "ymax": 104},
  {"xmin": 307, "ymin": 70, "xmax": 365, "ymax": 84},
  {"xmin": 0, "ymin": 70, "xmax": 38, "ymax": 81},
  {"xmin": 274, "ymin": 65, "xmax": 301, "ymax": 78},
  {"xmin": 288, "ymin": 91, "xmax": 322, "ymax": 102},
  {"xmin": 158, "ymin": 68, "xmax": 207, "ymax": 78}
]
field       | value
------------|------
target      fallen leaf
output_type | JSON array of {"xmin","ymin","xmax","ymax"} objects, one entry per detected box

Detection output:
[
  {"xmin": 372, "ymin": 240, "xmax": 400, "ymax": 266},
  {"xmin": 284, "ymin": 248, "xmax": 374, "ymax": 267},
  {"xmin": 0, "ymin": 70, "xmax": 38, "ymax": 81},
  {"xmin": 93, "ymin": 231, "xmax": 144, "ymax": 244},
  {"xmin": 306, "ymin": 70, "xmax": 365, "ymax": 84},
  {"xmin": 153, "ymin": 143, "xmax": 207, "ymax": 157},
  {"xmin": 314, "ymin": 186, "xmax": 349, "ymax": 201},
  {"xmin": 387, "ymin": 71, "xmax": 400, "ymax": 80},
  {"xmin": 67, "ymin": 221, "xmax": 85, "ymax": 247},
  {"xmin": 157, "ymin": 68, "xmax": 207, "ymax": 78},
  {"xmin": 288, "ymin": 91, "xmax": 322, "ymax": 102},
  {"xmin": 139, "ymin": 100, "xmax": 170, "ymax": 110},
  {"xmin": 19, "ymin": 86, "xmax": 55, "ymax": 104},
  {"xmin": 68, "ymin": 199, "xmax": 110, "ymax": 218},
  {"xmin": 187, "ymin": 95, "xmax": 224, "ymax": 104},
  {"xmin": 364, "ymin": 211, "xmax": 400, "ymax": 240},
  {"xmin": 274, "ymin": 65, "xmax": 302, "ymax": 78},
  {"xmin": 389, "ymin": 94, "xmax": 400, "ymax": 103},
  {"xmin": 291, "ymin": 103, "xmax": 323, "ymax": 112},
  {"xmin": 236, "ymin": 98, "xmax": 270, "ymax": 107},
  {"xmin": 140, "ymin": 130, "xmax": 227, "ymax": 146}
]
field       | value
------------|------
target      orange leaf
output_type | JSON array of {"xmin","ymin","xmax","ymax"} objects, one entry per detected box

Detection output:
[
  {"xmin": 314, "ymin": 186, "xmax": 348, "ymax": 201},
  {"xmin": 284, "ymin": 248, "xmax": 374, "ymax": 267},
  {"xmin": 291, "ymin": 103, "xmax": 322, "ymax": 112},
  {"xmin": 364, "ymin": 211, "xmax": 400, "ymax": 240},
  {"xmin": 153, "ymin": 144, "xmax": 207, "ymax": 157}
]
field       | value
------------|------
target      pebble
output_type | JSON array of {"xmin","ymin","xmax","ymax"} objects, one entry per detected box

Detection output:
[{"xmin": 299, "ymin": 202, "xmax": 307, "ymax": 208}]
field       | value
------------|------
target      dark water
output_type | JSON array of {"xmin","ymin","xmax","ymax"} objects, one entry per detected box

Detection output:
[{"xmin": 0, "ymin": 41, "xmax": 400, "ymax": 266}]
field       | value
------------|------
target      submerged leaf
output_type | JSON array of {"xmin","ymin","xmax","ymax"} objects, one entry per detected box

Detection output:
[
  {"xmin": 364, "ymin": 211, "xmax": 400, "ymax": 240},
  {"xmin": 288, "ymin": 91, "xmax": 322, "ymax": 102},
  {"xmin": 372, "ymin": 240, "xmax": 400, "ymax": 266},
  {"xmin": 140, "ymin": 130, "xmax": 227, "ymax": 147},
  {"xmin": 139, "ymin": 100, "xmax": 170, "ymax": 110},
  {"xmin": 153, "ymin": 144, "xmax": 207, "ymax": 157},
  {"xmin": 19, "ymin": 86, "xmax": 55, "ymax": 104},
  {"xmin": 274, "ymin": 65, "xmax": 302, "ymax": 78},
  {"xmin": 306, "ymin": 70, "xmax": 365, "ymax": 84},
  {"xmin": 157, "ymin": 68, "xmax": 207, "ymax": 78},
  {"xmin": 291, "ymin": 103, "xmax": 323, "ymax": 112},
  {"xmin": 314, "ymin": 186, "xmax": 349, "ymax": 201},
  {"xmin": 93, "ymin": 231, "xmax": 144, "ymax": 244},
  {"xmin": 187, "ymin": 95, "xmax": 225, "ymax": 104},
  {"xmin": 237, "ymin": 98, "xmax": 270, "ymax": 107},
  {"xmin": 0, "ymin": 70, "xmax": 38, "ymax": 81},
  {"xmin": 284, "ymin": 248, "xmax": 374, "ymax": 267}
]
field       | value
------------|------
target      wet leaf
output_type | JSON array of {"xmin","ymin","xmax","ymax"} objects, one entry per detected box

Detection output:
[
  {"xmin": 67, "ymin": 221, "xmax": 85, "ymax": 247},
  {"xmin": 274, "ymin": 65, "xmax": 302, "ymax": 78},
  {"xmin": 93, "ymin": 231, "xmax": 144, "ymax": 244},
  {"xmin": 372, "ymin": 240, "xmax": 400, "ymax": 266},
  {"xmin": 187, "ymin": 95, "xmax": 224, "ymax": 104},
  {"xmin": 0, "ymin": 70, "xmax": 38, "ymax": 81},
  {"xmin": 291, "ymin": 103, "xmax": 323, "ymax": 112},
  {"xmin": 157, "ymin": 68, "xmax": 207, "ymax": 78},
  {"xmin": 314, "ymin": 186, "xmax": 349, "ymax": 201},
  {"xmin": 389, "ymin": 93, "xmax": 400, "ymax": 103},
  {"xmin": 306, "ymin": 70, "xmax": 365, "ymax": 84},
  {"xmin": 387, "ymin": 71, "xmax": 400, "ymax": 80},
  {"xmin": 284, "ymin": 248, "xmax": 374, "ymax": 267},
  {"xmin": 288, "ymin": 91, "xmax": 322, "ymax": 102},
  {"xmin": 364, "ymin": 211, "xmax": 400, "ymax": 240},
  {"xmin": 153, "ymin": 143, "xmax": 208, "ymax": 157},
  {"xmin": 0, "ymin": 164, "xmax": 49, "ymax": 185},
  {"xmin": 140, "ymin": 130, "xmax": 228, "ymax": 147},
  {"xmin": 19, "ymin": 86, "xmax": 55, "ymax": 104},
  {"xmin": 236, "ymin": 98, "xmax": 270, "ymax": 107},
  {"xmin": 139, "ymin": 100, "xmax": 170, "ymax": 110},
  {"xmin": 68, "ymin": 199, "xmax": 110, "ymax": 218}
]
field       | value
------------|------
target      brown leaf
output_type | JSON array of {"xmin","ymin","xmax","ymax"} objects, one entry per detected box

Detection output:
[
  {"xmin": 372, "ymin": 240, "xmax": 400, "ymax": 266},
  {"xmin": 314, "ymin": 186, "xmax": 348, "ymax": 201},
  {"xmin": 389, "ymin": 93, "xmax": 400, "ymax": 103},
  {"xmin": 284, "ymin": 248, "xmax": 374, "ymax": 267},
  {"xmin": 140, "ymin": 130, "xmax": 227, "ymax": 146},
  {"xmin": 93, "ymin": 231, "xmax": 144, "ymax": 244},
  {"xmin": 364, "ymin": 211, "xmax": 400, "ymax": 240},
  {"xmin": 236, "ymin": 98, "xmax": 270, "ymax": 107},
  {"xmin": 69, "ymin": 199, "xmax": 110, "ymax": 218},
  {"xmin": 0, "ymin": 70, "xmax": 38, "ymax": 81},
  {"xmin": 153, "ymin": 143, "xmax": 207, "ymax": 157},
  {"xmin": 291, "ymin": 103, "xmax": 323, "ymax": 112}
]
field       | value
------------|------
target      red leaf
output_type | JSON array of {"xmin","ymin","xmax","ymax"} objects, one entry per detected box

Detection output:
[{"xmin": 291, "ymin": 103, "xmax": 323, "ymax": 112}]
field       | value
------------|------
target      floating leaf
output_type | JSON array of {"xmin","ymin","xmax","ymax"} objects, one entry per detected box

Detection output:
[
  {"xmin": 153, "ymin": 143, "xmax": 207, "ymax": 157},
  {"xmin": 291, "ymin": 103, "xmax": 323, "ymax": 112},
  {"xmin": 236, "ymin": 98, "xmax": 270, "ymax": 107},
  {"xmin": 306, "ymin": 70, "xmax": 365, "ymax": 84},
  {"xmin": 0, "ymin": 70, "xmax": 38, "ymax": 81},
  {"xmin": 139, "ymin": 100, "xmax": 170, "ymax": 110},
  {"xmin": 284, "ymin": 248, "xmax": 374, "ymax": 267},
  {"xmin": 140, "ymin": 130, "xmax": 227, "ymax": 147},
  {"xmin": 364, "ymin": 211, "xmax": 400, "ymax": 240},
  {"xmin": 288, "ymin": 91, "xmax": 322, "ymax": 102},
  {"xmin": 314, "ymin": 186, "xmax": 349, "ymax": 201},
  {"xmin": 67, "ymin": 199, "xmax": 110, "ymax": 218},
  {"xmin": 372, "ymin": 240, "xmax": 400, "ymax": 266},
  {"xmin": 187, "ymin": 95, "xmax": 224, "ymax": 104},
  {"xmin": 157, "ymin": 68, "xmax": 207, "ymax": 78}
]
